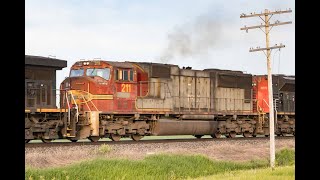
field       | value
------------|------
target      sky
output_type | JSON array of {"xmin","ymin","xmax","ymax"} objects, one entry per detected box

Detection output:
[{"xmin": 25, "ymin": 0, "xmax": 295, "ymax": 89}]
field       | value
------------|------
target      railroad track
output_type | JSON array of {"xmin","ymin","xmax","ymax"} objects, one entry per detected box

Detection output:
[{"xmin": 25, "ymin": 136, "xmax": 294, "ymax": 148}]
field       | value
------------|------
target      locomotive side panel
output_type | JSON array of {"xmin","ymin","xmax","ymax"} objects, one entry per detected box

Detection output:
[
  {"xmin": 135, "ymin": 77, "xmax": 173, "ymax": 111},
  {"xmin": 135, "ymin": 63, "xmax": 212, "ymax": 114},
  {"xmin": 174, "ymin": 69, "xmax": 211, "ymax": 112},
  {"xmin": 135, "ymin": 63, "xmax": 173, "ymax": 111},
  {"xmin": 171, "ymin": 65, "xmax": 180, "ymax": 110},
  {"xmin": 195, "ymin": 71, "xmax": 211, "ymax": 111},
  {"xmin": 253, "ymin": 75, "xmax": 295, "ymax": 114},
  {"xmin": 214, "ymin": 87, "xmax": 247, "ymax": 112},
  {"xmin": 179, "ymin": 69, "xmax": 196, "ymax": 110},
  {"xmin": 277, "ymin": 75, "xmax": 295, "ymax": 113},
  {"xmin": 206, "ymin": 70, "xmax": 253, "ymax": 114}
]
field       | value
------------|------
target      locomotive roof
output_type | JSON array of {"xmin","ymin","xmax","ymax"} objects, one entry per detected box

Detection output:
[
  {"xmin": 254, "ymin": 74, "xmax": 295, "ymax": 79},
  {"xmin": 25, "ymin": 55, "xmax": 67, "ymax": 69},
  {"xmin": 74, "ymin": 60, "xmax": 135, "ymax": 68},
  {"xmin": 203, "ymin": 68, "xmax": 253, "ymax": 76},
  {"xmin": 106, "ymin": 61, "xmax": 135, "ymax": 68},
  {"xmin": 127, "ymin": 61, "xmax": 178, "ymax": 67}
]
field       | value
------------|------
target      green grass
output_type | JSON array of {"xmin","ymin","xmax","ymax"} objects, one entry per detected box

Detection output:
[
  {"xmin": 26, "ymin": 154, "xmax": 267, "ymax": 180},
  {"xmin": 195, "ymin": 165, "xmax": 294, "ymax": 180},
  {"xmin": 26, "ymin": 149, "xmax": 294, "ymax": 180},
  {"xmin": 96, "ymin": 144, "xmax": 112, "ymax": 154},
  {"xmin": 275, "ymin": 148, "xmax": 295, "ymax": 166}
]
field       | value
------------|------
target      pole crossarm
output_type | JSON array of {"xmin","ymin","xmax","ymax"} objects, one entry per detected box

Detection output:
[
  {"xmin": 249, "ymin": 45, "xmax": 285, "ymax": 52},
  {"xmin": 240, "ymin": 21, "xmax": 292, "ymax": 31},
  {"xmin": 240, "ymin": 9, "xmax": 292, "ymax": 18},
  {"xmin": 240, "ymin": 8, "xmax": 292, "ymax": 170}
]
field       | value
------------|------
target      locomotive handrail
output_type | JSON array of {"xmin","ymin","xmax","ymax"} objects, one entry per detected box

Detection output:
[
  {"xmin": 80, "ymin": 93, "xmax": 92, "ymax": 112},
  {"xmin": 274, "ymin": 99, "xmax": 278, "ymax": 126},
  {"xmin": 63, "ymin": 89, "xmax": 99, "ymax": 113},
  {"xmin": 65, "ymin": 91, "xmax": 71, "ymax": 125},
  {"xmin": 69, "ymin": 91, "xmax": 79, "ymax": 123},
  {"xmin": 263, "ymin": 99, "xmax": 269, "ymax": 107},
  {"xmin": 80, "ymin": 93, "xmax": 99, "ymax": 111}
]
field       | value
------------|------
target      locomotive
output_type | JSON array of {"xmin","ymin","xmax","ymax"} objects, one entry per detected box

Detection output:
[
  {"xmin": 54, "ymin": 60, "xmax": 295, "ymax": 142},
  {"xmin": 60, "ymin": 60, "xmax": 295, "ymax": 141}
]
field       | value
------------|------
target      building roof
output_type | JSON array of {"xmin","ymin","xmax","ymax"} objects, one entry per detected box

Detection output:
[{"xmin": 25, "ymin": 55, "xmax": 67, "ymax": 69}]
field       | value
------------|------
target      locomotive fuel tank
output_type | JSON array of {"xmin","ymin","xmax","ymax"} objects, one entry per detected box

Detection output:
[{"xmin": 152, "ymin": 119, "xmax": 218, "ymax": 136}]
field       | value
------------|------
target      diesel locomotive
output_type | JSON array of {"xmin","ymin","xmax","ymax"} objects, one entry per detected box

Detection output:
[{"xmin": 56, "ymin": 60, "xmax": 295, "ymax": 142}]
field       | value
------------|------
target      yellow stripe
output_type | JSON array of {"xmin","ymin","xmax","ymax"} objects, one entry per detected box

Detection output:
[
  {"xmin": 25, "ymin": 109, "xmax": 68, "ymax": 113},
  {"xmin": 90, "ymin": 94, "xmax": 113, "ymax": 100},
  {"xmin": 67, "ymin": 90, "xmax": 113, "ymax": 105},
  {"xmin": 277, "ymin": 112, "xmax": 295, "ymax": 115},
  {"xmin": 136, "ymin": 108, "xmax": 171, "ymax": 111}
]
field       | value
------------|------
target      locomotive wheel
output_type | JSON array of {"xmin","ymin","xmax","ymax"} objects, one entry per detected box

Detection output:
[
  {"xmin": 41, "ymin": 138, "xmax": 53, "ymax": 143},
  {"xmin": 88, "ymin": 136, "xmax": 100, "ymax": 142},
  {"xmin": 194, "ymin": 135, "xmax": 203, "ymax": 139},
  {"xmin": 25, "ymin": 140, "xmax": 30, "ymax": 143},
  {"xmin": 68, "ymin": 139, "xmax": 78, "ymax": 143},
  {"xmin": 243, "ymin": 132, "xmax": 251, "ymax": 138},
  {"xmin": 228, "ymin": 132, "xmax": 236, "ymax": 138},
  {"xmin": 281, "ymin": 133, "xmax": 287, "ymax": 137},
  {"xmin": 110, "ymin": 134, "xmax": 121, "ymax": 141},
  {"xmin": 252, "ymin": 134, "xmax": 257, "ymax": 137},
  {"xmin": 211, "ymin": 132, "xmax": 222, "ymax": 138},
  {"xmin": 131, "ymin": 134, "xmax": 144, "ymax": 141},
  {"xmin": 265, "ymin": 135, "xmax": 269, "ymax": 137}
]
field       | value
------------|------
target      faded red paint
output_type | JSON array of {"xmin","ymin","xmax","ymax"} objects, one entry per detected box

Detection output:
[
  {"xmin": 60, "ymin": 61, "xmax": 149, "ymax": 113},
  {"xmin": 252, "ymin": 75, "xmax": 270, "ymax": 113}
]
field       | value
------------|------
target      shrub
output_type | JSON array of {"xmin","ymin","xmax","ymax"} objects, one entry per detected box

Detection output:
[{"xmin": 276, "ymin": 148, "xmax": 295, "ymax": 166}]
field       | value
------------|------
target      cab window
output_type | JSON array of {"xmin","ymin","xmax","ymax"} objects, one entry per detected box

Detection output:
[
  {"xmin": 70, "ymin": 69, "xmax": 84, "ymax": 77},
  {"xmin": 115, "ymin": 69, "xmax": 134, "ymax": 81},
  {"xmin": 86, "ymin": 68, "xmax": 111, "ymax": 80}
]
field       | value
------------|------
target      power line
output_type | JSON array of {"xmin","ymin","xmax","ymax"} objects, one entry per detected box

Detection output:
[{"xmin": 272, "ymin": 49, "xmax": 279, "ymax": 72}]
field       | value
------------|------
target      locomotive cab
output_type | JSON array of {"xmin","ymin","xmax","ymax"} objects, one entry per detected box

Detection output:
[
  {"xmin": 60, "ymin": 60, "xmax": 139, "ymax": 113},
  {"xmin": 59, "ymin": 60, "xmax": 147, "ymax": 141}
]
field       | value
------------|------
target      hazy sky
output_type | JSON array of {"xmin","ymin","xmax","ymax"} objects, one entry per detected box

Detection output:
[{"xmin": 25, "ymin": 0, "xmax": 295, "ymax": 88}]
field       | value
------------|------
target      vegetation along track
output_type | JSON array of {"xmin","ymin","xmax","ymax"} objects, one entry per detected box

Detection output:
[{"xmin": 25, "ymin": 136, "xmax": 294, "ymax": 149}]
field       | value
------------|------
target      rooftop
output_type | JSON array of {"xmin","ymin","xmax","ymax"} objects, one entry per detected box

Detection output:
[{"xmin": 25, "ymin": 55, "xmax": 67, "ymax": 69}]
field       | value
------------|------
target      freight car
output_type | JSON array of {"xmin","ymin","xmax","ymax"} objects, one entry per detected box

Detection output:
[
  {"xmin": 25, "ymin": 55, "xmax": 69, "ymax": 143},
  {"xmin": 56, "ymin": 60, "xmax": 295, "ymax": 142}
]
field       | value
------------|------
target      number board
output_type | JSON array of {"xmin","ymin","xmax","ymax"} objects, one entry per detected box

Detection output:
[{"xmin": 121, "ymin": 84, "xmax": 131, "ymax": 92}]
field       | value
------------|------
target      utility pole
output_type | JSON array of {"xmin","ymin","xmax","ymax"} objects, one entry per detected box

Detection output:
[{"xmin": 240, "ymin": 9, "xmax": 292, "ymax": 170}]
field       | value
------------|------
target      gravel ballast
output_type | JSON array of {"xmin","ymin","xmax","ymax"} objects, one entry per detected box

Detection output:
[{"xmin": 25, "ymin": 138, "xmax": 294, "ymax": 169}]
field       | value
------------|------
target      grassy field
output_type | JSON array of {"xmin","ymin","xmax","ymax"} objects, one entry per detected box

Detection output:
[
  {"xmin": 195, "ymin": 165, "xmax": 294, "ymax": 180},
  {"xmin": 25, "ymin": 149, "xmax": 294, "ymax": 180}
]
